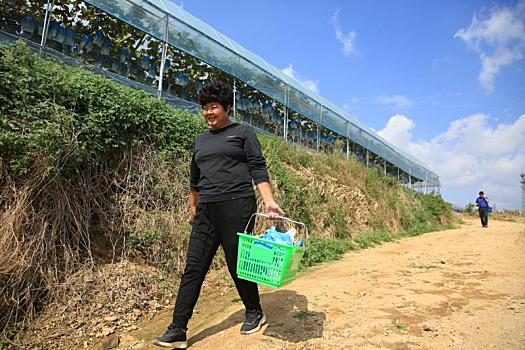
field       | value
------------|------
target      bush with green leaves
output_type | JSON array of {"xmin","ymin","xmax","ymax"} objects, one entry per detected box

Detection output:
[{"xmin": 0, "ymin": 41, "xmax": 206, "ymax": 176}]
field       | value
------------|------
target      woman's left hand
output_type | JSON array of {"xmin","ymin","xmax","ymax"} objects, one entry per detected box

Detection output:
[
  {"xmin": 265, "ymin": 201, "xmax": 285, "ymax": 218},
  {"xmin": 256, "ymin": 182, "xmax": 285, "ymax": 217}
]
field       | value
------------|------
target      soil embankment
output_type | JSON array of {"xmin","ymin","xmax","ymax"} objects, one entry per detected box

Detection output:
[{"xmin": 119, "ymin": 217, "xmax": 525, "ymax": 350}]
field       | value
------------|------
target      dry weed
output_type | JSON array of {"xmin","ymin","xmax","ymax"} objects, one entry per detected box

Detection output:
[
  {"xmin": 0, "ymin": 145, "xmax": 191, "ymax": 345},
  {"xmin": 14, "ymin": 261, "xmax": 177, "ymax": 349},
  {"xmin": 284, "ymin": 163, "xmax": 370, "ymax": 237}
]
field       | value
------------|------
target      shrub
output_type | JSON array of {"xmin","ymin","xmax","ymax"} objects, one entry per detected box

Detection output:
[{"xmin": 0, "ymin": 41, "xmax": 206, "ymax": 177}]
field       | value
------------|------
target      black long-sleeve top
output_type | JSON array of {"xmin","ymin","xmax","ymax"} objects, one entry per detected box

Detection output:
[{"xmin": 190, "ymin": 123, "xmax": 270, "ymax": 203}]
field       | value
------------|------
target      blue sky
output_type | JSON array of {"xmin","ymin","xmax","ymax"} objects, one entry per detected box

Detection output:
[{"xmin": 170, "ymin": 0, "xmax": 525, "ymax": 210}]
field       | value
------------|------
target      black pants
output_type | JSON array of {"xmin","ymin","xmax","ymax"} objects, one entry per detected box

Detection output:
[
  {"xmin": 170, "ymin": 196, "xmax": 261, "ymax": 329},
  {"xmin": 479, "ymin": 207, "xmax": 488, "ymax": 227}
]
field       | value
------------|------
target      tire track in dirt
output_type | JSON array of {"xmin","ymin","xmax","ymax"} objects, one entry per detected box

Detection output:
[{"xmin": 120, "ymin": 218, "xmax": 525, "ymax": 350}]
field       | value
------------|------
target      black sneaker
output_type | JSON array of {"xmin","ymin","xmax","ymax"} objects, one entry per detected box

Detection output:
[
  {"xmin": 153, "ymin": 327, "xmax": 188, "ymax": 348},
  {"xmin": 240, "ymin": 309, "xmax": 266, "ymax": 334}
]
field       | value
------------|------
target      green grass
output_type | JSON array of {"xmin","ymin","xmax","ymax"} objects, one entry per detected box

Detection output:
[
  {"xmin": 300, "ymin": 236, "xmax": 355, "ymax": 269},
  {"xmin": 300, "ymin": 222, "xmax": 452, "ymax": 271},
  {"xmin": 0, "ymin": 322, "xmax": 26, "ymax": 349},
  {"xmin": 492, "ymin": 216, "xmax": 517, "ymax": 222},
  {"xmin": 393, "ymin": 320, "xmax": 407, "ymax": 331},
  {"xmin": 292, "ymin": 311, "xmax": 317, "ymax": 321},
  {"xmin": 414, "ymin": 264, "xmax": 438, "ymax": 269}
]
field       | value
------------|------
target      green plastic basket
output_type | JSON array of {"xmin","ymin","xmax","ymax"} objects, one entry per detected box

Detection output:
[{"xmin": 236, "ymin": 214, "xmax": 307, "ymax": 288}]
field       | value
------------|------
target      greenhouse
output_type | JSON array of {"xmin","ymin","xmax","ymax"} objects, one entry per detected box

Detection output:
[{"xmin": 0, "ymin": 0, "xmax": 440, "ymax": 194}]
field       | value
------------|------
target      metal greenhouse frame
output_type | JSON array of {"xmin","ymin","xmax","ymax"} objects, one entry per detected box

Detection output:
[{"xmin": 2, "ymin": 0, "xmax": 440, "ymax": 194}]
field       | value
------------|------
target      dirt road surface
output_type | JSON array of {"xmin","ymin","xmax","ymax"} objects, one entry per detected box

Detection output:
[{"xmin": 120, "ymin": 217, "xmax": 525, "ymax": 350}]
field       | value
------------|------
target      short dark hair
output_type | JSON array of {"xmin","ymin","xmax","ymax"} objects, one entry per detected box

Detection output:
[
  {"xmin": 197, "ymin": 79, "xmax": 233, "ymax": 114},
  {"xmin": 479, "ymin": 191, "xmax": 484, "ymax": 195}
]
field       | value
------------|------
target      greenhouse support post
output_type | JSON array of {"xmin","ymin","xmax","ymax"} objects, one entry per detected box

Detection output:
[
  {"xmin": 233, "ymin": 78, "xmax": 236, "ymax": 118},
  {"xmin": 157, "ymin": 16, "xmax": 169, "ymax": 98},
  {"xmin": 40, "ymin": 0, "xmax": 55, "ymax": 52}
]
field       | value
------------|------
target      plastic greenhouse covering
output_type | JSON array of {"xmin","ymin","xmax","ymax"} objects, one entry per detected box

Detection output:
[{"xmin": 66, "ymin": 0, "xmax": 438, "ymax": 186}]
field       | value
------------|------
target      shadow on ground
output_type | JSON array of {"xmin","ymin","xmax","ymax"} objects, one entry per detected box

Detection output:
[{"xmin": 188, "ymin": 289, "xmax": 325, "ymax": 345}]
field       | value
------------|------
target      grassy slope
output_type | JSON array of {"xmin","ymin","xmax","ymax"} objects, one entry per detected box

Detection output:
[
  {"xmin": 0, "ymin": 42, "xmax": 453, "ymax": 347},
  {"xmin": 259, "ymin": 136, "xmax": 453, "ymax": 267}
]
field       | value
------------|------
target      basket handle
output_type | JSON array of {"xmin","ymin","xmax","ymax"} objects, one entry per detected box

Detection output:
[{"xmin": 243, "ymin": 212, "xmax": 309, "ymax": 243}]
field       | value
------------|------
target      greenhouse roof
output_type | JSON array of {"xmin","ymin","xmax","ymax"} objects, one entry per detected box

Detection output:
[{"xmin": 85, "ymin": 0, "xmax": 438, "ymax": 183}]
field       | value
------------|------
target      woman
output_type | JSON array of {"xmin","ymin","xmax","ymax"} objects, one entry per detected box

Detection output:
[{"xmin": 154, "ymin": 79, "xmax": 284, "ymax": 349}]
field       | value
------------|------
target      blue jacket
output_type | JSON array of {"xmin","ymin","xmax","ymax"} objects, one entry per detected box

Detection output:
[{"xmin": 476, "ymin": 197, "xmax": 489, "ymax": 208}]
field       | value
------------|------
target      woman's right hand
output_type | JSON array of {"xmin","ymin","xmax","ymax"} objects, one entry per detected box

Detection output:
[
  {"xmin": 189, "ymin": 191, "xmax": 199, "ymax": 217},
  {"xmin": 189, "ymin": 191, "xmax": 199, "ymax": 224}
]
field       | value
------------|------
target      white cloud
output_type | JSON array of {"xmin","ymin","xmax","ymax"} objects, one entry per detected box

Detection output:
[
  {"xmin": 281, "ymin": 64, "xmax": 320, "ymax": 94},
  {"xmin": 435, "ymin": 113, "xmax": 525, "ymax": 157},
  {"xmin": 375, "ymin": 95, "xmax": 413, "ymax": 109},
  {"xmin": 377, "ymin": 113, "xmax": 525, "ymax": 210},
  {"xmin": 349, "ymin": 97, "xmax": 363, "ymax": 104},
  {"xmin": 455, "ymin": 1, "xmax": 525, "ymax": 93},
  {"xmin": 432, "ymin": 55, "xmax": 458, "ymax": 70},
  {"xmin": 331, "ymin": 9, "xmax": 357, "ymax": 57},
  {"xmin": 377, "ymin": 114, "xmax": 415, "ymax": 147}
]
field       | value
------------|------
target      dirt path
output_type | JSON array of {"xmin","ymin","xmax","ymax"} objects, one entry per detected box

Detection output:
[{"xmin": 120, "ymin": 218, "xmax": 525, "ymax": 350}]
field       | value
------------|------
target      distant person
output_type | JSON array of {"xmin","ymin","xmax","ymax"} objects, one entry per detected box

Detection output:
[
  {"xmin": 475, "ymin": 191, "xmax": 489, "ymax": 228},
  {"xmin": 153, "ymin": 79, "xmax": 284, "ymax": 349}
]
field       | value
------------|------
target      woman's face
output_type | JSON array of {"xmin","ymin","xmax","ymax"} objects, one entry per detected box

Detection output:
[{"xmin": 202, "ymin": 102, "xmax": 231, "ymax": 130}]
